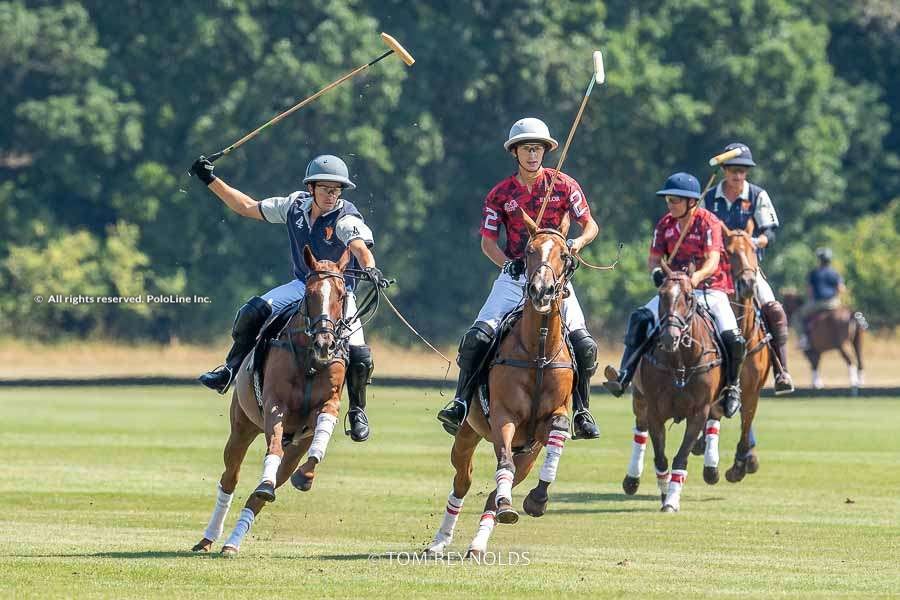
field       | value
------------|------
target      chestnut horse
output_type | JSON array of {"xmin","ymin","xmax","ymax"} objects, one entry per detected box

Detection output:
[
  {"xmin": 692, "ymin": 228, "xmax": 769, "ymax": 481},
  {"xmin": 781, "ymin": 291, "xmax": 866, "ymax": 389},
  {"xmin": 425, "ymin": 212, "xmax": 576, "ymax": 557},
  {"xmin": 622, "ymin": 264, "xmax": 724, "ymax": 512},
  {"xmin": 192, "ymin": 247, "xmax": 351, "ymax": 555}
]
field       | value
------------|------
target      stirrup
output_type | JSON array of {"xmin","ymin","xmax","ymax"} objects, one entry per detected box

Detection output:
[
  {"xmin": 199, "ymin": 365, "xmax": 234, "ymax": 395},
  {"xmin": 572, "ymin": 409, "xmax": 600, "ymax": 440},
  {"xmin": 343, "ymin": 407, "xmax": 370, "ymax": 440},
  {"xmin": 437, "ymin": 398, "xmax": 467, "ymax": 436},
  {"xmin": 719, "ymin": 385, "xmax": 742, "ymax": 418},
  {"xmin": 602, "ymin": 365, "xmax": 627, "ymax": 397}
]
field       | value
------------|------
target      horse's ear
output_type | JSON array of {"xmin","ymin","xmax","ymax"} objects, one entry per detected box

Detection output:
[
  {"xmin": 520, "ymin": 208, "xmax": 538, "ymax": 236},
  {"xmin": 337, "ymin": 247, "xmax": 352, "ymax": 272},
  {"xmin": 303, "ymin": 245, "xmax": 317, "ymax": 271},
  {"xmin": 559, "ymin": 212, "xmax": 571, "ymax": 238},
  {"xmin": 745, "ymin": 218, "xmax": 755, "ymax": 235},
  {"xmin": 721, "ymin": 222, "xmax": 732, "ymax": 238},
  {"xmin": 661, "ymin": 257, "xmax": 674, "ymax": 276}
]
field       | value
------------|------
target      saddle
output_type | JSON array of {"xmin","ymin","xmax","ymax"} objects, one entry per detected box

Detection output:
[
  {"xmin": 468, "ymin": 305, "xmax": 576, "ymax": 421},
  {"xmin": 244, "ymin": 301, "xmax": 305, "ymax": 412}
]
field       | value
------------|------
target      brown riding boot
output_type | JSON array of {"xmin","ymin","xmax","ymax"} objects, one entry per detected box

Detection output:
[{"xmin": 762, "ymin": 301, "xmax": 795, "ymax": 395}]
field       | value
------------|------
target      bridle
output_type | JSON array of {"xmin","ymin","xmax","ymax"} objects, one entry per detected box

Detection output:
[
  {"xmin": 526, "ymin": 228, "xmax": 578, "ymax": 302},
  {"xmin": 726, "ymin": 231, "xmax": 758, "ymax": 283},
  {"xmin": 300, "ymin": 269, "xmax": 346, "ymax": 343},
  {"xmin": 658, "ymin": 275, "xmax": 697, "ymax": 345}
]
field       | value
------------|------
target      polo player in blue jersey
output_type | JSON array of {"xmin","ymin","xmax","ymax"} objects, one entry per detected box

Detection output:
[{"xmin": 190, "ymin": 154, "xmax": 389, "ymax": 442}]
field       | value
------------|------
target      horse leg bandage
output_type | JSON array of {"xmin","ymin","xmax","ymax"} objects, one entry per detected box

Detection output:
[
  {"xmin": 438, "ymin": 493, "xmax": 464, "ymax": 538},
  {"xmin": 628, "ymin": 429, "xmax": 649, "ymax": 478},
  {"xmin": 308, "ymin": 412, "xmax": 338, "ymax": 462},
  {"xmin": 223, "ymin": 507, "xmax": 255, "ymax": 550},
  {"xmin": 666, "ymin": 469, "xmax": 687, "ymax": 510},
  {"xmin": 202, "ymin": 483, "xmax": 234, "ymax": 542},
  {"xmin": 494, "ymin": 468, "xmax": 514, "ymax": 505},
  {"xmin": 469, "ymin": 511, "xmax": 496, "ymax": 553},
  {"xmin": 261, "ymin": 453, "xmax": 281, "ymax": 485},
  {"xmin": 704, "ymin": 420, "xmax": 720, "ymax": 468},
  {"xmin": 539, "ymin": 430, "xmax": 569, "ymax": 483},
  {"xmin": 656, "ymin": 469, "xmax": 671, "ymax": 497}
]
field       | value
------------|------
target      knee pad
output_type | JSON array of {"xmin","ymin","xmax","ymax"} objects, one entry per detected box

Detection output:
[
  {"xmin": 348, "ymin": 344, "xmax": 374, "ymax": 382},
  {"xmin": 457, "ymin": 321, "xmax": 495, "ymax": 370},
  {"xmin": 625, "ymin": 307, "xmax": 655, "ymax": 347},
  {"xmin": 568, "ymin": 328, "xmax": 598, "ymax": 376},
  {"xmin": 232, "ymin": 296, "xmax": 272, "ymax": 339}
]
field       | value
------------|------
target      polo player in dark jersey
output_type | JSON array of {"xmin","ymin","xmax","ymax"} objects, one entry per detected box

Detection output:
[{"xmin": 190, "ymin": 154, "xmax": 389, "ymax": 442}]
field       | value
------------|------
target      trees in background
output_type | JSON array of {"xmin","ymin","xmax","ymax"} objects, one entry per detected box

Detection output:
[{"xmin": 1, "ymin": 0, "xmax": 897, "ymax": 342}]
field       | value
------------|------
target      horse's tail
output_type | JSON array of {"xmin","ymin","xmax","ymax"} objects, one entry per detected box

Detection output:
[{"xmin": 851, "ymin": 312, "xmax": 866, "ymax": 371}]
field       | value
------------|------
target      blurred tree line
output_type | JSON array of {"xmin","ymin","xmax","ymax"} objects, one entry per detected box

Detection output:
[{"xmin": 1, "ymin": 0, "xmax": 898, "ymax": 343}]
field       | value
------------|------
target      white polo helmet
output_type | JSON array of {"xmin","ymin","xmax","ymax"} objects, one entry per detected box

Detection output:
[{"xmin": 503, "ymin": 117, "xmax": 559, "ymax": 152}]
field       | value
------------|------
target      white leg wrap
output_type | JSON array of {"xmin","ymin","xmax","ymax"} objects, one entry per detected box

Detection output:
[
  {"xmin": 223, "ymin": 507, "xmax": 255, "ymax": 550},
  {"xmin": 858, "ymin": 370, "xmax": 865, "ymax": 386},
  {"xmin": 812, "ymin": 370, "xmax": 823, "ymax": 389},
  {"xmin": 494, "ymin": 468, "xmax": 514, "ymax": 505},
  {"xmin": 849, "ymin": 365, "xmax": 860, "ymax": 387},
  {"xmin": 468, "ymin": 511, "xmax": 496, "ymax": 553},
  {"xmin": 656, "ymin": 469, "xmax": 671, "ymax": 497},
  {"xmin": 426, "ymin": 493, "xmax": 463, "ymax": 554},
  {"xmin": 307, "ymin": 412, "xmax": 338, "ymax": 463},
  {"xmin": 665, "ymin": 470, "xmax": 687, "ymax": 511},
  {"xmin": 539, "ymin": 430, "xmax": 569, "ymax": 483},
  {"xmin": 628, "ymin": 429, "xmax": 648, "ymax": 478},
  {"xmin": 202, "ymin": 483, "xmax": 234, "ymax": 542},
  {"xmin": 704, "ymin": 419, "xmax": 720, "ymax": 468},
  {"xmin": 261, "ymin": 453, "xmax": 281, "ymax": 485}
]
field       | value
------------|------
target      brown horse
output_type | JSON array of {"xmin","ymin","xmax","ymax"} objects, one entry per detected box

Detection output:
[
  {"xmin": 781, "ymin": 291, "xmax": 865, "ymax": 389},
  {"xmin": 695, "ymin": 228, "xmax": 769, "ymax": 481},
  {"xmin": 622, "ymin": 264, "xmax": 724, "ymax": 512},
  {"xmin": 192, "ymin": 246, "xmax": 351, "ymax": 555},
  {"xmin": 425, "ymin": 211, "xmax": 575, "ymax": 557}
]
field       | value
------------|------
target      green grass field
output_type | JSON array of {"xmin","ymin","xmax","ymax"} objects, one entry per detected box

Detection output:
[{"xmin": 1, "ymin": 386, "xmax": 898, "ymax": 598}]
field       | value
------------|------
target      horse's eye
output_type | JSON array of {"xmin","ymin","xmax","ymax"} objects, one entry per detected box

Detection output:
[{"xmin": 526, "ymin": 247, "xmax": 535, "ymax": 255}]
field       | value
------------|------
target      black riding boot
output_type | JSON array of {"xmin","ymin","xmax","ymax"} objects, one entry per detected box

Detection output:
[
  {"xmin": 199, "ymin": 296, "xmax": 272, "ymax": 394},
  {"xmin": 345, "ymin": 345, "xmax": 374, "ymax": 442},
  {"xmin": 719, "ymin": 329, "xmax": 746, "ymax": 418},
  {"xmin": 603, "ymin": 308, "xmax": 655, "ymax": 397},
  {"xmin": 761, "ymin": 301, "xmax": 795, "ymax": 395},
  {"xmin": 437, "ymin": 322, "xmax": 495, "ymax": 436},
  {"xmin": 569, "ymin": 329, "xmax": 600, "ymax": 439}
]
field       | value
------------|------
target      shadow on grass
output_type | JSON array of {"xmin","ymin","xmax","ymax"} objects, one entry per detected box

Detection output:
[
  {"xmin": 10, "ymin": 550, "xmax": 206, "ymax": 559},
  {"xmin": 551, "ymin": 492, "xmax": 659, "ymax": 503}
]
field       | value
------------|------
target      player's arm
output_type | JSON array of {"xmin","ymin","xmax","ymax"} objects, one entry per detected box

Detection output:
[
  {"xmin": 481, "ymin": 236, "xmax": 507, "ymax": 268},
  {"xmin": 348, "ymin": 239, "xmax": 376, "ymax": 269},
  {"xmin": 691, "ymin": 250, "xmax": 720, "ymax": 288},
  {"xmin": 208, "ymin": 179, "xmax": 264, "ymax": 220},
  {"xmin": 569, "ymin": 215, "xmax": 599, "ymax": 254}
]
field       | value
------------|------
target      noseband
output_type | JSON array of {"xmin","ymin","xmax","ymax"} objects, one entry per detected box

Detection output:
[
  {"xmin": 527, "ymin": 229, "xmax": 577, "ymax": 301},
  {"xmin": 302, "ymin": 269, "xmax": 345, "ymax": 340},
  {"xmin": 659, "ymin": 277, "xmax": 697, "ymax": 341}
]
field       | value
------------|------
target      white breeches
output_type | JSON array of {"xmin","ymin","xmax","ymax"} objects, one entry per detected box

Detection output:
[
  {"xmin": 474, "ymin": 272, "xmax": 586, "ymax": 331},
  {"xmin": 643, "ymin": 289, "xmax": 738, "ymax": 332},
  {"xmin": 755, "ymin": 272, "xmax": 775, "ymax": 304}
]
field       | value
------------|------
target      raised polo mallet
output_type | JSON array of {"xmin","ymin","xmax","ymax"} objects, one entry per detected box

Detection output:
[
  {"xmin": 664, "ymin": 146, "xmax": 746, "ymax": 264},
  {"xmin": 198, "ymin": 33, "xmax": 414, "ymax": 165},
  {"xmin": 535, "ymin": 50, "xmax": 606, "ymax": 227}
]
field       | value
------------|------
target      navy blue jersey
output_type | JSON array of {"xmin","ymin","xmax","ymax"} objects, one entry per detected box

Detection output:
[
  {"xmin": 702, "ymin": 181, "xmax": 780, "ymax": 261},
  {"xmin": 808, "ymin": 266, "xmax": 842, "ymax": 301},
  {"xmin": 258, "ymin": 192, "xmax": 374, "ymax": 290}
]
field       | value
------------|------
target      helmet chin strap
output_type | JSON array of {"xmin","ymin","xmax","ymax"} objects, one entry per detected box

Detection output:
[{"xmin": 674, "ymin": 198, "xmax": 697, "ymax": 220}]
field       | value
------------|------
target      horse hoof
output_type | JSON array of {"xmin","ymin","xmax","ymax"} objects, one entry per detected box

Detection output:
[
  {"xmin": 465, "ymin": 548, "xmax": 484, "ymax": 560},
  {"xmin": 221, "ymin": 545, "xmax": 238, "ymax": 557},
  {"xmin": 661, "ymin": 504, "xmax": 678, "ymax": 513},
  {"xmin": 496, "ymin": 505, "xmax": 519, "ymax": 525},
  {"xmin": 290, "ymin": 469, "xmax": 314, "ymax": 492},
  {"xmin": 725, "ymin": 462, "xmax": 746, "ymax": 483},
  {"xmin": 660, "ymin": 493, "xmax": 667, "ymax": 505},
  {"xmin": 622, "ymin": 475, "xmax": 640, "ymax": 495},
  {"xmin": 523, "ymin": 490, "xmax": 548, "ymax": 518},
  {"xmin": 703, "ymin": 466, "xmax": 720, "ymax": 485},
  {"xmin": 191, "ymin": 539, "xmax": 213, "ymax": 553},
  {"xmin": 691, "ymin": 437, "xmax": 706, "ymax": 456},
  {"xmin": 746, "ymin": 455, "xmax": 759, "ymax": 474},
  {"xmin": 252, "ymin": 481, "xmax": 276, "ymax": 502}
]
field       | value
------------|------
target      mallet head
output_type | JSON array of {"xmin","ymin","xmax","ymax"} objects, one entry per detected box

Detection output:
[
  {"xmin": 593, "ymin": 50, "xmax": 605, "ymax": 84},
  {"xmin": 381, "ymin": 32, "xmax": 415, "ymax": 66},
  {"xmin": 709, "ymin": 147, "xmax": 743, "ymax": 167}
]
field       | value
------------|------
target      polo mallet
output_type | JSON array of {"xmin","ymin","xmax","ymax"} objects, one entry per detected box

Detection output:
[
  {"xmin": 663, "ymin": 146, "xmax": 745, "ymax": 264},
  {"xmin": 200, "ymin": 33, "xmax": 414, "ymax": 165},
  {"xmin": 534, "ymin": 50, "xmax": 606, "ymax": 227}
]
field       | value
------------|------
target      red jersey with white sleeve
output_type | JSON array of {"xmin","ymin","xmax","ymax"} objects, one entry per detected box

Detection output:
[
  {"xmin": 480, "ymin": 168, "xmax": 591, "ymax": 260},
  {"xmin": 650, "ymin": 207, "xmax": 734, "ymax": 294}
]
